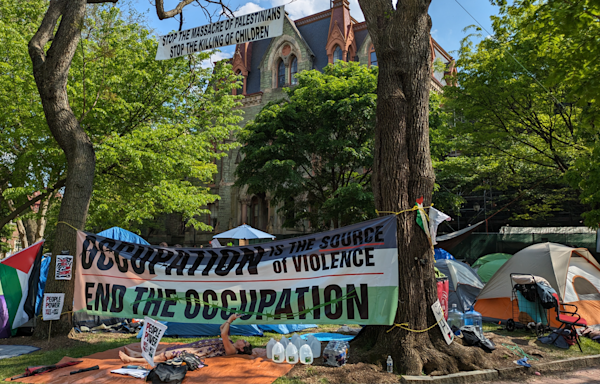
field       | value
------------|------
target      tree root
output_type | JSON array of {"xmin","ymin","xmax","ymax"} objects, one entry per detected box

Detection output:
[{"xmin": 350, "ymin": 329, "xmax": 491, "ymax": 376}]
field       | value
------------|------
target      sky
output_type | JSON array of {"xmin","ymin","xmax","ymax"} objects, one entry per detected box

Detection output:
[{"xmin": 131, "ymin": 0, "xmax": 499, "ymax": 66}]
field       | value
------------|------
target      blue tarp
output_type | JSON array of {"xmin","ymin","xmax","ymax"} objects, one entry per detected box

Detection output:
[
  {"xmin": 258, "ymin": 324, "xmax": 317, "ymax": 334},
  {"xmin": 97, "ymin": 227, "xmax": 149, "ymax": 245},
  {"xmin": 35, "ymin": 255, "xmax": 51, "ymax": 316},
  {"xmin": 300, "ymin": 332, "xmax": 355, "ymax": 342},
  {"xmin": 434, "ymin": 248, "xmax": 455, "ymax": 260},
  {"xmin": 136, "ymin": 322, "xmax": 263, "ymax": 338}
]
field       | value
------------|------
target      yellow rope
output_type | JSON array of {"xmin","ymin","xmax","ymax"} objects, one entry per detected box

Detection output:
[
  {"xmin": 376, "ymin": 204, "xmax": 433, "ymax": 216},
  {"xmin": 387, "ymin": 318, "xmax": 442, "ymax": 333},
  {"xmin": 56, "ymin": 221, "xmax": 79, "ymax": 231}
]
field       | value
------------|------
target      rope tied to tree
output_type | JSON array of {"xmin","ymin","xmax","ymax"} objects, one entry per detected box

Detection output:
[
  {"xmin": 386, "ymin": 317, "xmax": 442, "ymax": 334},
  {"xmin": 56, "ymin": 221, "xmax": 79, "ymax": 231}
]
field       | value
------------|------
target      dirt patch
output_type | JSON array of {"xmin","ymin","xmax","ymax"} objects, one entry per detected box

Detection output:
[{"xmin": 286, "ymin": 357, "xmax": 399, "ymax": 384}]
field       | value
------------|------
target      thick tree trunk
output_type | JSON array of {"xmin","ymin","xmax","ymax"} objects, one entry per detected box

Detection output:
[
  {"xmin": 352, "ymin": 0, "xmax": 488, "ymax": 375},
  {"xmin": 29, "ymin": 0, "xmax": 96, "ymax": 338}
]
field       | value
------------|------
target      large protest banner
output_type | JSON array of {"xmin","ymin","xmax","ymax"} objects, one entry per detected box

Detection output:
[
  {"xmin": 155, "ymin": 5, "xmax": 285, "ymax": 60},
  {"xmin": 73, "ymin": 216, "xmax": 399, "ymax": 325}
]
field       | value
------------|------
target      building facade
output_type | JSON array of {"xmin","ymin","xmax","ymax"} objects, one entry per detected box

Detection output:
[{"xmin": 145, "ymin": 0, "xmax": 454, "ymax": 246}]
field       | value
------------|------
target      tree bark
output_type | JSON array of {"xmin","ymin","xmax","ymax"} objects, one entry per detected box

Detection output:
[
  {"xmin": 351, "ymin": 0, "xmax": 488, "ymax": 375},
  {"xmin": 29, "ymin": 0, "xmax": 96, "ymax": 338}
]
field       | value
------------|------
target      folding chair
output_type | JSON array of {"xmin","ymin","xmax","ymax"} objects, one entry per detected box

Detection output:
[{"xmin": 551, "ymin": 293, "xmax": 587, "ymax": 352}]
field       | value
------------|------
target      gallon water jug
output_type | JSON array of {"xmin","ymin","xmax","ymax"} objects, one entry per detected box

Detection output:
[
  {"xmin": 266, "ymin": 338, "xmax": 276, "ymax": 359},
  {"xmin": 291, "ymin": 333, "xmax": 300, "ymax": 343},
  {"xmin": 272, "ymin": 342, "xmax": 285, "ymax": 363},
  {"xmin": 447, "ymin": 304, "xmax": 464, "ymax": 330},
  {"xmin": 310, "ymin": 337, "xmax": 321, "ymax": 358},
  {"xmin": 285, "ymin": 343, "xmax": 299, "ymax": 364},
  {"xmin": 299, "ymin": 344, "xmax": 313, "ymax": 365},
  {"xmin": 279, "ymin": 336, "xmax": 289, "ymax": 348},
  {"xmin": 464, "ymin": 306, "xmax": 483, "ymax": 337},
  {"xmin": 293, "ymin": 336, "xmax": 304, "ymax": 351}
]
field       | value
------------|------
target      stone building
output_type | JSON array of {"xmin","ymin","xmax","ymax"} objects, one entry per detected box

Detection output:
[{"xmin": 145, "ymin": 0, "xmax": 454, "ymax": 246}]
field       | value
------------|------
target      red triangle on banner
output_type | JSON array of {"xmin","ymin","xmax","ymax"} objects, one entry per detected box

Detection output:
[{"xmin": 0, "ymin": 241, "xmax": 44, "ymax": 273}]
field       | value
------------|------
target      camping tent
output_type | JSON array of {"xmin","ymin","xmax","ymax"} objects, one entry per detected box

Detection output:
[
  {"xmin": 475, "ymin": 242, "xmax": 600, "ymax": 327},
  {"xmin": 477, "ymin": 259, "xmax": 509, "ymax": 283},
  {"xmin": 434, "ymin": 259, "xmax": 484, "ymax": 312},
  {"xmin": 472, "ymin": 253, "xmax": 512, "ymax": 269}
]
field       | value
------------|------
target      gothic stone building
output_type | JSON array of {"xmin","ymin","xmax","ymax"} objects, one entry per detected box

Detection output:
[{"xmin": 146, "ymin": 0, "xmax": 454, "ymax": 246}]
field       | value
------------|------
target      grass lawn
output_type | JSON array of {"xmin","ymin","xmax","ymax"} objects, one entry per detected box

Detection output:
[{"xmin": 2, "ymin": 323, "xmax": 600, "ymax": 383}]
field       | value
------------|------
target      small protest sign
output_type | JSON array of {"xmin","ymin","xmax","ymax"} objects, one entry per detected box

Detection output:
[
  {"xmin": 432, "ymin": 299, "xmax": 454, "ymax": 345},
  {"xmin": 55, "ymin": 255, "xmax": 73, "ymax": 280},
  {"xmin": 43, "ymin": 293, "xmax": 65, "ymax": 321},
  {"xmin": 141, "ymin": 317, "xmax": 168, "ymax": 367}
]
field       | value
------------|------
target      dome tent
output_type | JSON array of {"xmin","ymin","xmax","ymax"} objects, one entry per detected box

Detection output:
[
  {"xmin": 472, "ymin": 253, "xmax": 512, "ymax": 269},
  {"xmin": 434, "ymin": 259, "xmax": 484, "ymax": 313},
  {"xmin": 475, "ymin": 243, "xmax": 600, "ymax": 327}
]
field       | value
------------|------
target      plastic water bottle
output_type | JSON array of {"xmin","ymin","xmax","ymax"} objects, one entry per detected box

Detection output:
[
  {"xmin": 266, "ymin": 338, "xmax": 276, "ymax": 359},
  {"xmin": 447, "ymin": 304, "xmax": 464, "ymax": 330},
  {"xmin": 464, "ymin": 306, "xmax": 483, "ymax": 337},
  {"xmin": 272, "ymin": 342, "xmax": 285, "ymax": 363},
  {"xmin": 310, "ymin": 337, "xmax": 321, "ymax": 358},
  {"xmin": 285, "ymin": 343, "xmax": 299, "ymax": 364},
  {"xmin": 299, "ymin": 344, "xmax": 313, "ymax": 365},
  {"xmin": 387, "ymin": 356, "xmax": 393, "ymax": 373}
]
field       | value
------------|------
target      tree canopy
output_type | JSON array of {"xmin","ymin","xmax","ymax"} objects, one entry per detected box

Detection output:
[
  {"xmin": 235, "ymin": 62, "xmax": 377, "ymax": 230},
  {"xmin": 0, "ymin": 1, "xmax": 242, "ymax": 249},
  {"xmin": 440, "ymin": 0, "xmax": 598, "ymax": 226}
]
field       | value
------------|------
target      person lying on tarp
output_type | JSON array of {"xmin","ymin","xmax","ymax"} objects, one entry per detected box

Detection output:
[{"xmin": 119, "ymin": 314, "xmax": 264, "ymax": 363}]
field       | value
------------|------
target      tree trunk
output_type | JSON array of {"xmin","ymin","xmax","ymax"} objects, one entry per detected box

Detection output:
[
  {"xmin": 34, "ymin": 194, "xmax": 53, "ymax": 243},
  {"xmin": 6, "ymin": 200, "xmax": 29, "ymax": 249},
  {"xmin": 352, "ymin": 0, "xmax": 488, "ymax": 375},
  {"xmin": 29, "ymin": 0, "xmax": 96, "ymax": 338}
]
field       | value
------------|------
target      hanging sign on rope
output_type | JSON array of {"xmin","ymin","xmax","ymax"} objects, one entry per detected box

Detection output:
[
  {"xmin": 155, "ymin": 5, "xmax": 285, "ymax": 60},
  {"xmin": 73, "ymin": 216, "xmax": 399, "ymax": 325}
]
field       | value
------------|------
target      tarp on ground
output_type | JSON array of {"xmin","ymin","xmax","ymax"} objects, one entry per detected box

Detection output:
[
  {"xmin": 434, "ymin": 259, "xmax": 484, "ymax": 312},
  {"xmin": 257, "ymin": 324, "xmax": 316, "ymax": 334},
  {"xmin": 136, "ymin": 322, "xmax": 263, "ymax": 338},
  {"xmin": 74, "ymin": 216, "xmax": 399, "ymax": 325},
  {"xmin": 0, "ymin": 241, "xmax": 44, "ymax": 338}
]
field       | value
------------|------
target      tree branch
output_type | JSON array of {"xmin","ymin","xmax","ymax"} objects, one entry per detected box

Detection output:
[{"xmin": 0, "ymin": 179, "xmax": 66, "ymax": 231}]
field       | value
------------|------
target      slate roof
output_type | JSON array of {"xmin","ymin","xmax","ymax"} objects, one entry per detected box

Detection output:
[
  {"xmin": 296, "ymin": 17, "xmax": 331, "ymax": 72},
  {"xmin": 246, "ymin": 38, "xmax": 272, "ymax": 95}
]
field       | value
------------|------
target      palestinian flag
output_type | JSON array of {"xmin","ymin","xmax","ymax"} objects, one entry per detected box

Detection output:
[{"xmin": 0, "ymin": 240, "xmax": 44, "ymax": 338}]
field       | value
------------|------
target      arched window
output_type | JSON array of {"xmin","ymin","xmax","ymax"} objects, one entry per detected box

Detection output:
[
  {"xmin": 369, "ymin": 45, "xmax": 378, "ymax": 67},
  {"xmin": 290, "ymin": 56, "xmax": 298, "ymax": 85},
  {"xmin": 277, "ymin": 60, "xmax": 286, "ymax": 87},
  {"xmin": 333, "ymin": 46, "xmax": 343, "ymax": 63}
]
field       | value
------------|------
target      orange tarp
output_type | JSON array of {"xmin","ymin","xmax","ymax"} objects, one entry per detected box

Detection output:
[{"xmin": 7, "ymin": 343, "xmax": 293, "ymax": 384}]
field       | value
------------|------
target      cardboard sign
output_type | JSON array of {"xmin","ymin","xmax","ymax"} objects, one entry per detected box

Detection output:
[
  {"xmin": 141, "ymin": 317, "xmax": 168, "ymax": 367},
  {"xmin": 43, "ymin": 293, "xmax": 65, "ymax": 321},
  {"xmin": 55, "ymin": 255, "xmax": 73, "ymax": 280},
  {"xmin": 431, "ymin": 299, "xmax": 454, "ymax": 345}
]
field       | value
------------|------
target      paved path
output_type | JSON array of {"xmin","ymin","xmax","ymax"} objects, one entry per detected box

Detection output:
[{"xmin": 492, "ymin": 367, "xmax": 600, "ymax": 384}]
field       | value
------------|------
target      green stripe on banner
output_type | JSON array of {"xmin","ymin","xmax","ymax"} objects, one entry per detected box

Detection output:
[
  {"xmin": 0, "ymin": 263, "xmax": 23, "ymax": 331},
  {"xmin": 78, "ymin": 285, "xmax": 398, "ymax": 325}
]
